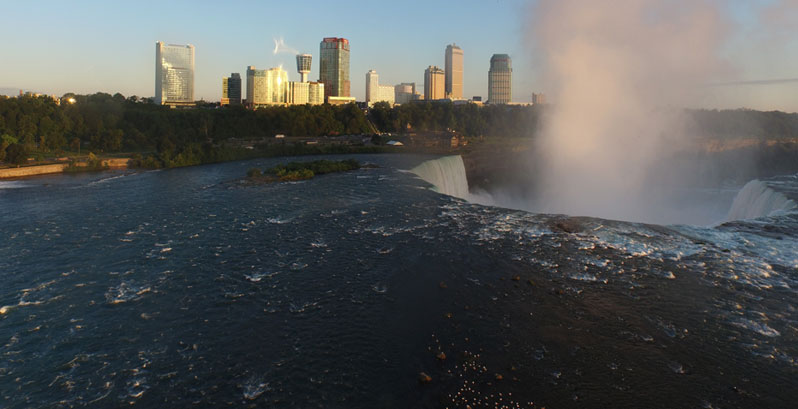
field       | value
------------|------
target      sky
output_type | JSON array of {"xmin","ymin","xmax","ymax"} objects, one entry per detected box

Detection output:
[{"xmin": 0, "ymin": 0, "xmax": 796, "ymax": 111}]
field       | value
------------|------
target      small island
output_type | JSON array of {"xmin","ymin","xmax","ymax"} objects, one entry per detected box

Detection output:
[{"xmin": 246, "ymin": 159, "xmax": 361, "ymax": 182}]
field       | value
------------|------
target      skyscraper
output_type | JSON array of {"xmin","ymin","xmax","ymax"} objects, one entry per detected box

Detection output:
[
  {"xmin": 222, "ymin": 73, "xmax": 241, "ymax": 106},
  {"xmin": 296, "ymin": 54, "xmax": 312, "ymax": 83},
  {"xmin": 319, "ymin": 37, "xmax": 350, "ymax": 100},
  {"xmin": 424, "ymin": 66, "xmax": 445, "ymax": 100},
  {"xmin": 445, "ymin": 44, "xmax": 463, "ymax": 99},
  {"xmin": 155, "ymin": 41, "xmax": 194, "ymax": 106},
  {"xmin": 246, "ymin": 66, "xmax": 288, "ymax": 108},
  {"xmin": 488, "ymin": 54, "xmax": 512, "ymax": 104},
  {"xmin": 366, "ymin": 70, "xmax": 379, "ymax": 105}
]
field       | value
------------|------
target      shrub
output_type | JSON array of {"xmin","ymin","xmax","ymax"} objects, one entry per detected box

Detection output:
[{"xmin": 5, "ymin": 143, "xmax": 29, "ymax": 165}]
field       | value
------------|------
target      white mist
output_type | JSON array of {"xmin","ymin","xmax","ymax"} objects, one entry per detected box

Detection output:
[{"xmin": 529, "ymin": 0, "xmax": 730, "ymax": 224}]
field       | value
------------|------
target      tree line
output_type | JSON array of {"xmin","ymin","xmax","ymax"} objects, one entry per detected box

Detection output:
[
  {"xmin": 0, "ymin": 93, "xmax": 375, "ymax": 166},
  {"xmin": 2, "ymin": 92, "xmax": 798, "ymax": 167}
]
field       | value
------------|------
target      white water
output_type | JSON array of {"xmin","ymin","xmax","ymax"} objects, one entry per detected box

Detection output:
[
  {"xmin": 410, "ymin": 156, "xmax": 494, "ymax": 205},
  {"xmin": 726, "ymin": 180, "xmax": 797, "ymax": 221},
  {"xmin": 0, "ymin": 181, "xmax": 29, "ymax": 189},
  {"xmin": 410, "ymin": 156, "xmax": 471, "ymax": 199},
  {"xmin": 412, "ymin": 156, "xmax": 798, "ymax": 225}
]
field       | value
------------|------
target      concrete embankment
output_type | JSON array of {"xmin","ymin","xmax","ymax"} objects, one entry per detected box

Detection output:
[{"xmin": 0, "ymin": 158, "xmax": 130, "ymax": 179}]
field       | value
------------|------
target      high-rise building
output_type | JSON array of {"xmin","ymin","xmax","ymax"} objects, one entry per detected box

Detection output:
[
  {"xmin": 366, "ymin": 70, "xmax": 379, "ymax": 105},
  {"xmin": 296, "ymin": 54, "xmax": 312, "ymax": 83},
  {"xmin": 532, "ymin": 92, "xmax": 546, "ymax": 105},
  {"xmin": 488, "ymin": 54, "xmax": 512, "ymax": 104},
  {"xmin": 319, "ymin": 37, "xmax": 350, "ymax": 100},
  {"xmin": 445, "ymin": 44, "xmax": 463, "ymax": 99},
  {"xmin": 221, "ymin": 73, "xmax": 241, "ymax": 106},
  {"xmin": 365, "ymin": 70, "xmax": 396, "ymax": 106},
  {"xmin": 246, "ymin": 66, "xmax": 288, "ymax": 108},
  {"xmin": 155, "ymin": 41, "xmax": 194, "ymax": 106},
  {"xmin": 424, "ymin": 66, "xmax": 445, "ymax": 100}
]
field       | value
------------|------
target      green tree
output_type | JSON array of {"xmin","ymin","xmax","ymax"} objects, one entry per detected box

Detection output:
[
  {"xmin": 18, "ymin": 115, "xmax": 37, "ymax": 148},
  {"xmin": 5, "ymin": 143, "xmax": 29, "ymax": 165}
]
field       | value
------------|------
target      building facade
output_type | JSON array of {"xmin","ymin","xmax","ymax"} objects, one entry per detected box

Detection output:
[
  {"xmin": 424, "ymin": 66, "xmax": 445, "ymax": 100},
  {"xmin": 376, "ymin": 85, "xmax": 395, "ymax": 106},
  {"xmin": 365, "ymin": 70, "xmax": 395, "ymax": 106},
  {"xmin": 289, "ymin": 81, "xmax": 324, "ymax": 105},
  {"xmin": 221, "ymin": 73, "xmax": 241, "ymax": 106},
  {"xmin": 308, "ymin": 82, "xmax": 324, "ymax": 105},
  {"xmin": 246, "ymin": 66, "xmax": 288, "ymax": 108},
  {"xmin": 445, "ymin": 44, "xmax": 463, "ymax": 99},
  {"xmin": 155, "ymin": 41, "xmax": 194, "ymax": 106},
  {"xmin": 290, "ymin": 81, "xmax": 310, "ymax": 105},
  {"xmin": 394, "ymin": 82, "xmax": 420, "ymax": 104},
  {"xmin": 532, "ymin": 92, "xmax": 546, "ymax": 105},
  {"xmin": 319, "ymin": 37, "xmax": 350, "ymax": 100},
  {"xmin": 488, "ymin": 54, "xmax": 512, "ymax": 104}
]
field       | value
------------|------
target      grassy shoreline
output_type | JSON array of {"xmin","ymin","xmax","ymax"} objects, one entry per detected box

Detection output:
[{"xmin": 246, "ymin": 159, "xmax": 362, "ymax": 183}]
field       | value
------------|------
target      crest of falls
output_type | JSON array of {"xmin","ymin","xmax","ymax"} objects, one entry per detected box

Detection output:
[
  {"xmin": 726, "ymin": 179, "xmax": 797, "ymax": 221},
  {"xmin": 410, "ymin": 156, "xmax": 497, "ymax": 205},
  {"xmin": 410, "ymin": 156, "xmax": 472, "ymax": 199}
]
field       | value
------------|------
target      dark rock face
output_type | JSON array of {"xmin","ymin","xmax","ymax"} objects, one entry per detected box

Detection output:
[
  {"xmin": 462, "ymin": 141, "xmax": 798, "ymax": 197},
  {"xmin": 462, "ymin": 145, "xmax": 539, "ymax": 195}
]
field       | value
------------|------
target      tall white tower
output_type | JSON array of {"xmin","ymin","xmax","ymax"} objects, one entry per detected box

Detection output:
[
  {"xmin": 296, "ymin": 54, "xmax": 312, "ymax": 83},
  {"xmin": 366, "ymin": 70, "xmax": 379, "ymax": 106},
  {"xmin": 445, "ymin": 44, "xmax": 463, "ymax": 99}
]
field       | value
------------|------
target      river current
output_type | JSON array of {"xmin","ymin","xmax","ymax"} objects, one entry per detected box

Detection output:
[{"xmin": 1, "ymin": 154, "xmax": 796, "ymax": 408}]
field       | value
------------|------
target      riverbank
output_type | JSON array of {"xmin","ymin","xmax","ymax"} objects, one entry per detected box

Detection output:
[{"xmin": 0, "ymin": 158, "xmax": 129, "ymax": 179}]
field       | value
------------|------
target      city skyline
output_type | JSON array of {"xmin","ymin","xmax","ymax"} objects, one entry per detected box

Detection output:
[
  {"xmin": 0, "ymin": 1, "xmax": 537, "ymax": 104},
  {"xmin": 1, "ymin": 1, "xmax": 797, "ymax": 111}
]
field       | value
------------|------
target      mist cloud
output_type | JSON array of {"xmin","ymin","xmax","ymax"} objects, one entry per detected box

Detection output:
[{"xmin": 529, "ymin": 0, "xmax": 730, "ymax": 223}]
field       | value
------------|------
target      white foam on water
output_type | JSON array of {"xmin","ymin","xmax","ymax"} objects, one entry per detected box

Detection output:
[
  {"xmin": 86, "ymin": 173, "xmax": 128, "ymax": 186},
  {"xmin": 0, "ymin": 181, "xmax": 30, "ymax": 189}
]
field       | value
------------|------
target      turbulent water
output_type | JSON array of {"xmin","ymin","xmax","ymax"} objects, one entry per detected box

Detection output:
[{"xmin": 1, "ymin": 154, "xmax": 797, "ymax": 408}]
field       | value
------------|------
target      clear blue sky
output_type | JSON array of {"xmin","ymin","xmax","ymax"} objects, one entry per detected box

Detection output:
[
  {"xmin": 1, "ymin": 0, "xmax": 796, "ymax": 111},
  {"xmin": 0, "ymin": 0, "xmax": 533, "ymax": 102}
]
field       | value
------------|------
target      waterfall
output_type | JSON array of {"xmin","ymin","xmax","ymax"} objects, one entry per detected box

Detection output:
[
  {"xmin": 410, "ymin": 156, "xmax": 471, "ymax": 199},
  {"xmin": 726, "ymin": 179, "xmax": 797, "ymax": 221}
]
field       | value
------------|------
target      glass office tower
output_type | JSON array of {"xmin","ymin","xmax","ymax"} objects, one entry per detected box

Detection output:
[
  {"xmin": 319, "ymin": 37, "xmax": 350, "ymax": 99},
  {"xmin": 155, "ymin": 42, "xmax": 195, "ymax": 106},
  {"xmin": 488, "ymin": 54, "xmax": 512, "ymax": 104},
  {"xmin": 222, "ymin": 73, "xmax": 241, "ymax": 106}
]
